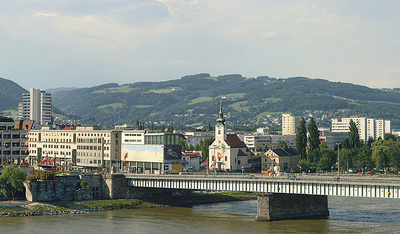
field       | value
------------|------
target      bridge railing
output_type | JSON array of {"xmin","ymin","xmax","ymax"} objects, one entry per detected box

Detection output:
[{"xmin": 124, "ymin": 173, "xmax": 400, "ymax": 185}]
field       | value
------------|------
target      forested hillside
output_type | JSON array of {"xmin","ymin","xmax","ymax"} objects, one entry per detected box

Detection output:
[
  {"xmin": 51, "ymin": 74, "xmax": 400, "ymax": 128},
  {"xmin": 0, "ymin": 78, "xmax": 27, "ymax": 111}
]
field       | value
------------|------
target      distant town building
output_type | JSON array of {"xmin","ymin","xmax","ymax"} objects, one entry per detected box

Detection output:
[
  {"xmin": 261, "ymin": 148, "xmax": 301, "ymax": 173},
  {"xmin": 183, "ymin": 131, "xmax": 214, "ymax": 147},
  {"xmin": 18, "ymin": 88, "xmax": 52, "ymax": 125},
  {"xmin": 27, "ymin": 127, "xmax": 183, "ymax": 173},
  {"xmin": 208, "ymin": 103, "xmax": 252, "ymax": 172},
  {"xmin": 181, "ymin": 151, "xmax": 202, "ymax": 172},
  {"xmin": 282, "ymin": 114, "xmax": 299, "ymax": 135},
  {"xmin": 0, "ymin": 115, "xmax": 32, "ymax": 164},
  {"xmin": 331, "ymin": 117, "xmax": 391, "ymax": 142},
  {"xmin": 244, "ymin": 135, "xmax": 271, "ymax": 153},
  {"xmin": 27, "ymin": 127, "xmax": 122, "ymax": 171},
  {"xmin": 121, "ymin": 130, "xmax": 182, "ymax": 174}
]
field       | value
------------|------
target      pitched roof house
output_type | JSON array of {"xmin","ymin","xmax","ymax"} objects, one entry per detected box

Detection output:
[{"xmin": 262, "ymin": 148, "xmax": 301, "ymax": 173}]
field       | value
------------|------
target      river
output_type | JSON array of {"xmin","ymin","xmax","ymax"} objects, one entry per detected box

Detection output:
[{"xmin": 0, "ymin": 196, "xmax": 399, "ymax": 233}]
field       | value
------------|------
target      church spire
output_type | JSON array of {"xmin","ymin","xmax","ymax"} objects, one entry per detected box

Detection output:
[{"xmin": 216, "ymin": 101, "xmax": 225, "ymax": 125}]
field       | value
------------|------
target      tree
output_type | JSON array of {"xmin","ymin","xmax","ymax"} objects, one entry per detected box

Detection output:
[
  {"xmin": 167, "ymin": 126, "xmax": 174, "ymax": 133},
  {"xmin": 179, "ymin": 138, "xmax": 188, "ymax": 152},
  {"xmin": 387, "ymin": 139, "xmax": 400, "ymax": 170},
  {"xmin": 0, "ymin": 165, "xmax": 27, "ymax": 200},
  {"xmin": 277, "ymin": 140, "xmax": 288, "ymax": 149},
  {"xmin": 348, "ymin": 120, "xmax": 361, "ymax": 148},
  {"xmin": 295, "ymin": 117, "xmax": 307, "ymax": 159},
  {"xmin": 207, "ymin": 123, "xmax": 213, "ymax": 131},
  {"xmin": 317, "ymin": 147, "xmax": 336, "ymax": 171},
  {"xmin": 371, "ymin": 139, "xmax": 390, "ymax": 170},
  {"xmin": 297, "ymin": 159, "xmax": 311, "ymax": 172},
  {"xmin": 80, "ymin": 181, "xmax": 90, "ymax": 189},
  {"xmin": 385, "ymin": 133, "xmax": 397, "ymax": 141},
  {"xmin": 200, "ymin": 136, "xmax": 215, "ymax": 161},
  {"xmin": 307, "ymin": 117, "xmax": 320, "ymax": 153}
]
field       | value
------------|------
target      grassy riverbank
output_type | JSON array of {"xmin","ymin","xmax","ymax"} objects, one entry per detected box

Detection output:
[
  {"xmin": 187, "ymin": 191, "xmax": 257, "ymax": 205},
  {"xmin": 0, "ymin": 191, "xmax": 256, "ymax": 217}
]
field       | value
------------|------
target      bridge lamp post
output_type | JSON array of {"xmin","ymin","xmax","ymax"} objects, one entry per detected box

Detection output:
[{"xmin": 336, "ymin": 143, "xmax": 341, "ymax": 178}]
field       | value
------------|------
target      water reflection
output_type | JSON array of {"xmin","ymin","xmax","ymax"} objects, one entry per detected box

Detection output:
[{"xmin": 0, "ymin": 196, "xmax": 399, "ymax": 234}]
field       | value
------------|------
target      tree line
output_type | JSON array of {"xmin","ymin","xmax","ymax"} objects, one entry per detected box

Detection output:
[{"xmin": 295, "ymin": 119, "xmax": 400, "ymax": 173}]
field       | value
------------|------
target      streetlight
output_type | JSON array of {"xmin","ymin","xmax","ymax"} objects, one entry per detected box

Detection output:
[
  {"xmin": 242, "ymin": 166, "xmax": 244, "ymax": 176},
  {"xmin": 336, "ymin": 143, "xmax": 341, "ymax": 178}
]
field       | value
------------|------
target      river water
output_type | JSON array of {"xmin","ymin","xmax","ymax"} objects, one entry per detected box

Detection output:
[{"xmin": 0, "ymin": 196, "xmax": 399, "ymax": 233}]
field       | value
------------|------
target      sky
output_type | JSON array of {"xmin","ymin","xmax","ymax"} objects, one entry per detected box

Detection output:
[{"xmin": 1, "ymin": 0, "xmax": 400, "ymax": 90}]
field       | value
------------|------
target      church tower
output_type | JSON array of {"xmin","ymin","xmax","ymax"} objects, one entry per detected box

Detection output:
[{"xmin": 215, "ymin": 101, "xmax": 226, "ymax": 143}]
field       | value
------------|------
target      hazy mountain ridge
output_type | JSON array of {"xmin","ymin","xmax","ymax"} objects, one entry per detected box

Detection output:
[
  {"xmin": 1, "ymin": 74, "xmax": 400, "ymax": 128},
  {"xmin": 51, "ymin": 74, "xmax": 400, "ymax": 128}
]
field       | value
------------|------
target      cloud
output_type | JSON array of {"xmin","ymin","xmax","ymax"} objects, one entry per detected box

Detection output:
[
  {"xmin": 1, "ymin": 0, "xmax": 400, "ymax": 89},
  {"xmin": 261, "ymin": 32, "xmax": 278, "ymax": 40},
  {"xmin": 32, "ymin": 12, "xmax": 57, "ymax": 17}
]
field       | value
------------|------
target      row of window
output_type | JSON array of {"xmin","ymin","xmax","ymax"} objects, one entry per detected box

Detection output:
[
  {"xmin": 124, "ymin": 133, "xmax": 142, "ymax": 137},
  {"xmin": 0, "ymin": 150, "xmax": 27, "ymax": 155},
  {"xmin": 77, "ymin": 159, "xmax": 100, "ymax": 164},
  {"xmin": 77, "ymin": 152, "xmax": 102, "ymax": 157},
  {"xmin": 42, "ymin": 151, "xmax": 72, "ymax": 156},
  {"xmin": 77, "ymin": 138, "xmax": 102, "ymax": 143},
  {"xmin": 42, "ymin": 144, "xmax": 72, "ymax": 149},
  {"xmin": 77, "ymin": 145, "xmax": 105, "ymax": 150},
  {"xmin": 124, "ymin": 139, "xmax": 142, "ymax": 142}
]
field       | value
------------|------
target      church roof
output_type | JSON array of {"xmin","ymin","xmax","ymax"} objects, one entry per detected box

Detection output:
[
  {"xmin": 237, "ymin": 149, "xmax": 248, "ymax": 156},
  {"xmin": 226, "ymin": 134, "xmax": 247, "ymax": 148}
]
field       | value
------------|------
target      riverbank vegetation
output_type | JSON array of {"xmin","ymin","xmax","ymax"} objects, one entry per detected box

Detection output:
[{"xmin": 188, "ymin": 191, "xmax": 257, "ymax": 205}]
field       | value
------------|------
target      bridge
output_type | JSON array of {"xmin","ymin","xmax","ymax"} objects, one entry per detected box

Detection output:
[
  {"xmin": 125, "ymin": 173, "xmax": 400, "ymax": 221},
  {"xmin": 126, "ymin": 174, "xmax": 400, "ymax": 199}
]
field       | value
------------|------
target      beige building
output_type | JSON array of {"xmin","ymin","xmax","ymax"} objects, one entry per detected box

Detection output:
[
  {"xmin": 282, "ymin": 114, "xmax": 299, "ymax": 135},
  {"xmin": 262, "ymin": 148, "xmax": 301, "ymax": 173},
  {"xmin": 27, "ymin": 127, "xmax": 122, "ymax": 171}
]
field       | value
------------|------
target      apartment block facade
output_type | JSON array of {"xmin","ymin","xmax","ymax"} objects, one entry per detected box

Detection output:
[
  {"xmin": 331, "ymin": 117, "xmax": 391, "ymax": 142},
  {"xmin": 18, "ymin": 88, "xmax": 52, "ymax": 125},
  {"xmin": 0, "ymin": 116, "xmax": 29, "ymax": 164}
]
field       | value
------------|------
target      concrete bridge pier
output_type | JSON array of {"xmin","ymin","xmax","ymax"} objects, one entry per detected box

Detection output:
[{"xmin": 256, "ymin": 193, "xmax": 329, "ymax": 221}]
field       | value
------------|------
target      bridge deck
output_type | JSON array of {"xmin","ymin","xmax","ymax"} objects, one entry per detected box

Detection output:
[{"xmin": 126, "ymin": 174, "xmax": 400, "ymax": 199}]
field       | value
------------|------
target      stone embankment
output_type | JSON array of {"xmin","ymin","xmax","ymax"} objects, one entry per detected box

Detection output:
[{"xmin": 0, "ymin": 210, "xmax": 87, "ymax": 218}]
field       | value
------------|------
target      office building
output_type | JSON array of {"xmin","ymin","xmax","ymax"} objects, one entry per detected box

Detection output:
[{"xmin": 18, "ymin": 88, "xmax": 52, "ymax": 125}]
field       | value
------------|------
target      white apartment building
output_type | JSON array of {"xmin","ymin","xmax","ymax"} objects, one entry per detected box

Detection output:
[
  {"xmin": 282, "ymin": 114, "xmax": 299, "ymax": 135},
  {"xmin": 244, "ymin": 135, "xmax": 271, "ymax": 153},
  {"xmin": 18, "ymin": 88, "xmax": 52, "ymax": 125},
  {"xmin": 183, "ymin": 131, "xmax": 215, "ymax": 147},
  {"xmin": 331, "ymin": 118, "xmax": 391, "ymax": 142}
]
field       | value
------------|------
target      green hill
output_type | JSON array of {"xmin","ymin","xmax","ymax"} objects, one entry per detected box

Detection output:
[
  {"xmin": 0, "ymin": 77, "xmax": 27, "ymax": 111},
  {"xmin": 50, "ymin": 74, "xmax": 400, "ymax": 129}
]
